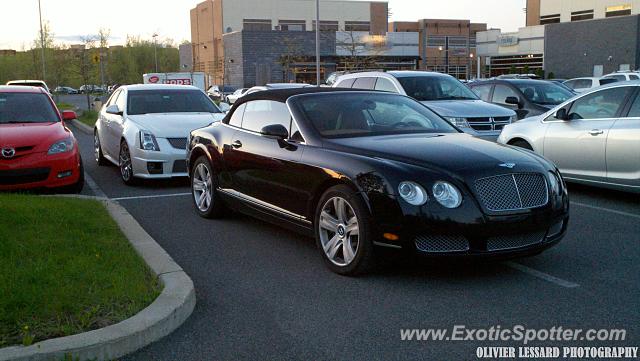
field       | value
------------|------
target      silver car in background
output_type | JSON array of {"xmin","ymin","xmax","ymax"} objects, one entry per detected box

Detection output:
[
  {"xmin": 498, "ymin": 81, "xmax": 640, "ymax": 192},
  {"xmin": 94, "ymin": 84, "xmax": 226, "ymax": 185}
]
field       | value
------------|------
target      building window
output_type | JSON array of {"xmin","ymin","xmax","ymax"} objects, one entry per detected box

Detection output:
[
  {"xmin": 571, "ymin": 9, "xmax": 594, "ymax": 21},
  {"xmin": 312, "ymin": 20, "xmax": 339, "ymax": 31},
  {"xmin": 278, "ymin": 20, "xmax": 306, "ymax": 31},
  {"xmin": 426, "ymin": 36, "xmax": 446, "ymax": 48},
  {"xmin": 539, "ymin": 14, "xmax": 560, "ymax": 24},
  {"xmin": 344, "ymin": 21, "xmax": 370, "ymax": 32},
  {"xmin": 243, "ymin": 19, "xmax": 272, "ymax": 31},
  {"xmin": 605, "ymin": 4, "xmax": 632, "ymax": 17},
  {"xmin": 448, "ymin": 36, "xmax": 469, "ymax": 49}
]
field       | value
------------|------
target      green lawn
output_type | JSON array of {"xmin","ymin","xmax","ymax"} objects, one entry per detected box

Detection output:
[
  {"xmin": 77, "ymin": 109, "xmax": 98, "ymax": 127},
  {"xmin": 55, "ymin": 102, "xmax": 75, "ymax": 110},
  {"xmin": 0, "ymin": 195, "xmax": 161, "ymax": 347}
]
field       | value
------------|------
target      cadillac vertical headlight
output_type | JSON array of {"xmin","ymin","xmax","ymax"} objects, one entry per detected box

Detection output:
[
  {"xmin": 140, "ymin": 130, "xmax": 160, "ymax": 151},
  {"xmin": 398, "ymin": 181, "xmax": 428, "ymax": 206},
  {"xmin": 47, "ymin": 137, "xmax": 74, "ymax": 155},
  {"xmin": 432, "ymin": 181, "xmax": 462, "ymax": 208},
  {"xmin": 444, "ymin": 117, "xmax": 470, "ymax": 128}
]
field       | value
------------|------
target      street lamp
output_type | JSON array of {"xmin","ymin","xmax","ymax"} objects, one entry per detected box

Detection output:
[
  {"xmin": 38, "ymin": 0, "xmax": 46, "ymax": 81},
  {"xmin": 152, "ymin": 33, "xmax": 159, "ymax": 73},
  {"xmin": 315, "ymin": 0, "xmax": 321, "ymax": 86}
]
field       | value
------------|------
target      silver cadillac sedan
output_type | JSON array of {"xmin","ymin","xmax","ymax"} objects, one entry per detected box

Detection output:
[{"xmin": 498, "ymin": 81, "xmax": 640, "ymax": 193}]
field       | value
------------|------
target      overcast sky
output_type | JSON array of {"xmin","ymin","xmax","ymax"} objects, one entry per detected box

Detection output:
[{"xmin": 0, "ymin": 0, "xmax": 527, "ymax": 50}]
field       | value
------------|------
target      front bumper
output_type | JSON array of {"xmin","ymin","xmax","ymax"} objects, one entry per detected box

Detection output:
[
  {"xmin": 130, "ymin": 138, "xmax": 189, "ymax": 179},
  {"xmin": 0, "ymin": 150, "xmax": 81, "ymax": 191},
  {"xmin": 370, "ymin": 193, "xmax": 569, "ymax": 258}
]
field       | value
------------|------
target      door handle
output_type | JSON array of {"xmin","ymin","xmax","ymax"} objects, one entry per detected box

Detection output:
[
  {"xmin": 231, "ymin": 140, "xmax": 243, "ymax": 149},
  {"xmin": 588, "ymin": 129, "xmax": 604, "ymax": 136}
]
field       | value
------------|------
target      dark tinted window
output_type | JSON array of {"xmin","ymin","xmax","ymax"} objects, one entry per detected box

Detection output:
[
  {"xmin": 471, "ymin": 84, "xmax": 492, "ymax": 101},
  {"xmin": 241, "ymin": 100, "xmax": 291, "ymax": 133},
  {"xmin": 335, "ymin": 78, "xmax": 356, "ymax": 88},
  {"xmin": 0, "ymin": 93, "xmax": 59, "ymax": 123},
  {"xmin": 228, "ymin": 103, "xmax": 246, "ymax": 127},
  {"xmin": 492, "ymin": 85, "xmax": 520, "ymax": 105},
  {"xmin": 568, "ymin": 86, "xmax": 633, "ymax": 120},
  {"xmin": 374, "ymin": 78, "xmax": 398, "ymax": 93},
  {"xmin": 604, "ymin": 75, "xmax": 626, "ymax": 82},
  {"xmin": 512, "ymin": 81, "xmax": 573, "ymax": 105},
  {"xmin": 627, "ymin": 92, "xmax": 640, "ymax": 117},
  {"xmin": 127, "ymin": 89, "xmax": 221, "ymax": 115},
  {"xmin": 396, "ymin": 76, "xmax": 478, "ymax": 101},
  {"xmin": 352, "ymin": 77, "xmax": 376, "ymax": 90},
  {"xmin": 629, "ymin": 74, "xmax": 639, "ymax": 80},
  {"xmin": 294, "ymin": 93, "xmax": 457, "ymax": 138}
]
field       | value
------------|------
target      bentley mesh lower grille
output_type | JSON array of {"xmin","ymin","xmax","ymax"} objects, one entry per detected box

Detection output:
[
  {"xmin": 475, "ymin": 173, "xmax": 548, "ymax": 212},
  {"xmin": 167, "ymin": 137, "xmax": 188, "ymax": 150},
  {"xmin": 486, "ymin": 231, "xmax": 546, "ymax": 251},
  {"xmin": 415, "ymin": 234, "xmax": 469, "ymax": 253}
]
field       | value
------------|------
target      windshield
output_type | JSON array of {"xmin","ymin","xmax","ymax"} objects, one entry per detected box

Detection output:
[
  {"xmin": 513, "ymin": 81, "xmax": 574, "ymax": 105},
  {"xmin": 127, "ymin": 89, "xmax": 221, "ymax": 115},
  {"xmin": 294, "ymin": 93, "xmax": 459, "ymax": 139},
  {"xmin": 396, "ymin": 76, "xmax": 479, "ymax": 101},
  {"xmin": 0, "ymin": 93, "xmax": 59, "ymax": 124}
]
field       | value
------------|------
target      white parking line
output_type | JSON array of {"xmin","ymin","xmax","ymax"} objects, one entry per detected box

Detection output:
[
  {"xmin": 506, "ymin": 261, "xmax": 580, "ymax": 288},
  {"xmin": 111, "ymin": 192, "xmax": 192, "ymax": 201},
  {"xmin": 571, "ymin": 201, "xmax": 640, "ymax": 220}
]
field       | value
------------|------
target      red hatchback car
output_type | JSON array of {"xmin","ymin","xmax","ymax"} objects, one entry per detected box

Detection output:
[{"xmin": 0, "ymin": 86, "xmax": 83, "ymax": 192}]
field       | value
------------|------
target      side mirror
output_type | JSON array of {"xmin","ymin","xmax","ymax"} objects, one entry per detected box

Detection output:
[
  {"xmin": 555, "ymin": 108, "xmax": 568, "ymax": 121},
  {"xmin": 260, "ymin": 124, "xmax": 289, "ymax": 139},
  {"xmin": 105, "ymin": 104, "xmax": 122, "ymax": 115},
  {"xmin": 505, "ymin": 96, "xmax": 523, "ymax": 109},
  {"xmin": 61, "ymin": 110, "xmax": 77, "ymax": 121},
  {"xmin": 218, "ymin": 102, "xmax": 231, "ymax": 113}
]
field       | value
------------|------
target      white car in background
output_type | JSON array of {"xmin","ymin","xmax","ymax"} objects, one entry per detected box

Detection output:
[
  {"xmin": 94, "ymin": 84, "xmax": 226, "ymax": 185},
  {"xmin": 602, "ymin": 71, "xmax": 640, "ymax": 82},
  {"xmin": 226, "ymin": 88, "xmax": 249, "ymax": 104},
  {"xmin": 562, "ymin": 77, "xmax": 618, "ymax": 93}
]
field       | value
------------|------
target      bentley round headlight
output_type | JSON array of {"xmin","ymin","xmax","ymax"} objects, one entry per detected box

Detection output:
[
  {"xmin": 432, "ymin": 181, "xmax": 462, "ymax": 208},
  {"xmin": 398, "ymin": 181, "xmax": 428, "ymax": 206}
]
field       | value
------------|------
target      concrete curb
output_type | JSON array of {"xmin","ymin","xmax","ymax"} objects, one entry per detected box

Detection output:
[
  {"xmin": 0, "ymin": 198, "xmax": 196, "ymax": 361},
  {"xmin": 70, "ymin": 119, "xmax": 93, "ymax": 135}
]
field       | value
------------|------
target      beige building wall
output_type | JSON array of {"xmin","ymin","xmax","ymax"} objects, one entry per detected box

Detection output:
[{"xmin": 529, "ymin": 0, "xmax": 640, "ymax": 23}]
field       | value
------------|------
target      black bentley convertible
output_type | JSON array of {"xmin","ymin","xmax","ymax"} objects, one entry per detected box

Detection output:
[{"xmin": 187, "ymin": 88, "xmax": 569, "ymax": 275}]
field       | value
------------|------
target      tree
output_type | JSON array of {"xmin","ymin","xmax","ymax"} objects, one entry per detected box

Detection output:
[
  {"xmin": 74, "ymin": 36, "xmax": 98, "ymax": 109},
  {"xmin": 277, "ymin": 36, "xmax": 304, "ymax": 82},
  {"xmin": 335, "ymin": 29, "xmax": 385, "ymax": 71}
]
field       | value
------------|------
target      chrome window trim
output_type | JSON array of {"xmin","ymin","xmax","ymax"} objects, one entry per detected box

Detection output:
[{"xmin": 218, "ymin": 188, "xmax": 311, "ymax": 224}]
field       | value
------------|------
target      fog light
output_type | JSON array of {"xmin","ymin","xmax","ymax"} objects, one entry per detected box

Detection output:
[
  {"xmin": 383, "ymin": 233, "xmax": 399, "ymax": 241},
  {"xmin": 57, "ymin": 170, "xmax": 72, "ymax": 178},
  {"xmin": 147, "ymin": 162, "xmax": 163, "ymax": 174}
]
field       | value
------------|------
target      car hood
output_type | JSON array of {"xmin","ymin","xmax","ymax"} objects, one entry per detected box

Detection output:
[
  {"xmin": 0, "ymin": 122, "xmax": 69, "ymax": 152},
  {"xmin": 327, "ymin": 133, "xmax": 548, "ymax": 174},
  {"xmin": 421, "ymin": 100, "xmax": 515, "ymax": 118},
  {"xmin": 127, "ymin": 113, "xmax": 225, "ymax": 138}
]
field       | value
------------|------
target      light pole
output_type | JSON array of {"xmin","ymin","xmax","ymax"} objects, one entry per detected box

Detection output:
[
  {"xmin": 152, "ymin": 33, "xmax": 159, "ymax": 73},
  {"xmin": 38, "ymin": 0, "xmax": 46, "ymax": 81},
  {"xmin": 315, "ymin": 0, "xmax": 321, "ymax": 86}
]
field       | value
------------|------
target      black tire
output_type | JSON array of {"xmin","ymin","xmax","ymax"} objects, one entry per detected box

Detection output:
[
  {"xmin": 119, "ymin": 140, "xmax": 137, "ymax": 186},
  {"xmin": 94, "ymin": 130, "xmax": 108, "ymax": 166},
  {"xmin": 190, "ymin": 156, "xmax": 226, "ymax": 219},
  {"xmin": 314, "ymin": 184, "xmax": 376, "ymax": 276},
  {"xmin": 510, "ymin": 139, "xmax": 533, "ymax": 151}
]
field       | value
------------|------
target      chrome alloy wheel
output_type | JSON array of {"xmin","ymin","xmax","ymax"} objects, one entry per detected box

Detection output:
[
  {"xmin": 94, "ymin": 132, "xmax": 101, "ymax": 163},
  {"xmin": 318, "ymin": 197, "xmax": 360, "ymax": 266},
  {"xmin": 192, "ymin": 163, "xmax": 213, "ymax": 212},
  {"xmin": 119, "ymin": 142, "xmax": 133, "ymax": 181}
]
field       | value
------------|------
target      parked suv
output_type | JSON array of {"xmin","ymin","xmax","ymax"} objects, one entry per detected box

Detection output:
[
  {"xmin": 563, "ymin": 77, "xmax": 618, "ymax": 93},
  {"xmin": 468, "ymin": 79, "xmax": 575, "ymax": 120},
  {"xmin": 333, "ymin": 71, "xmax": 516, "ymax": 140},
  {"xmin": 602, "ymin": 71, "xmax": 640, "ymax": 82}
]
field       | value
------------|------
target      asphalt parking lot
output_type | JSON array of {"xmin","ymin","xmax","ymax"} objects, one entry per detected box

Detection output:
[{"xmin": 71, "ymin": 124, "xmax": 640, "ymax": 360}]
